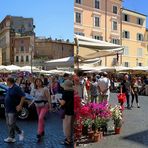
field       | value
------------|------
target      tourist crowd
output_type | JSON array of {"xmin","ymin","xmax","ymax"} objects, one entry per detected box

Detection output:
[{"xmin": 0, "ymin": 73, "xmax": 74, "ymax": 145}]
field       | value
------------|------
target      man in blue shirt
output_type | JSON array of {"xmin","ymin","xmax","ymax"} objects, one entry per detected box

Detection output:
[{"xmin": 4, "ymin": 77, "xmax": 25, "ymax": 143}]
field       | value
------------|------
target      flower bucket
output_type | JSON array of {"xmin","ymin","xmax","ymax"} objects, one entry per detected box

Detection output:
[
  {"xmin": 115, "ymin": 127, "xmax": 121, "ymax": 134},
  {"xmin": 100, "ymin": 131, "xmax": 103, "ymax": 139},
  {"xmin": 94, "ymin": 133, "xmax": 100, "ymax": 142},
  {"xmin": 88, "ymin": 131, "xmax": 94, "ymax": 139}
]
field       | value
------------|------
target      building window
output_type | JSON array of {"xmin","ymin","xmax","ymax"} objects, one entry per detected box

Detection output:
[
  {"xmin": 113, "ymin": 6, "xmax": 118, "ymax": 14},
  {"xmin": 137, "ymin": 18, "xmax": 143, "ymax": 25},
  {"xmin": 21, "ymin": 56, "xmax": 24, "ymax": 62},
  {"xmin": 124, "ymin": 62, "xmax": 129, "ymax": 67},
  {"xmin": 123, "ymin": 46, "xmax": 129, "ymax": 55},
  {"xmin": 75, "ymin": 12, "xmax": 81, "ymax": 24},
  {"xmin": 123, "ymin": 31, "xmax": 130, "ymax": 39},
  {"xmin": 94, "ymin": 16, "xmax": 100, "ymax": 27},
  {"xmin": 16, "ymin": 56, "xmax": 19, "ymax": 62},
  {"xmin": 137, "ymin": 33, "xmax": 144, "ymax": 41},
  {"xmin": 94, "ymin": 35, "xmax": 103, "ymax": 40},
  {"xmin": 75, "ymin": 32, "xmax": 85, "ymax": 36},
  {"xmin": 123, "ymin": 14, "xmax": 130, "ymax": 22},
  {"xmin": 95, "ymin": 0, "xmax": 100, "ymax": 9},
  {"xmin": 137, "ymin": 48, "xmax": 143, "ymax": 57},
  {"xmin": 112, "ymin": 21, "xmax": 117, "ymax": 30},
  {"xmin": 28, "ymin": 22, "xmax": 32, "ymax": 27},
  {"xmin": 112, "ymin": 58, "xmax": 118, "ymax": 66},
  {"xmin": 26, "ymin": 55, "xmax": 29, "ymax": 62},
  {"xmin": 111, "ymin": 39, "xmax": 120, "ymax": 45},
  {"xmin": 21, "ymin": 46, "xmax": 24, "ymax": 51},
  {"xmin": 75, "ymin": 0, "xmax": 81, "ymax": 4}
]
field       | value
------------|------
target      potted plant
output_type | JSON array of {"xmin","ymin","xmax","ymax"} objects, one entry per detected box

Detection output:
[
  {"xmin": 111, "ymin": 105, "xmax": 123, "ymax": 134},
  {"xmin": 82, "ymin": 119, "xmax": 92, "ymax": 135}
]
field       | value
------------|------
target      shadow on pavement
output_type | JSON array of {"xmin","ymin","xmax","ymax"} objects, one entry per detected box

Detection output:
[{"xmin": 122, "ymin": 130, "xmax": 148, "ymax": 146}]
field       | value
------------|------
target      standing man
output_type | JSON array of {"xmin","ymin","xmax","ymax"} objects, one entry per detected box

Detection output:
[
  {"xmin": 120, "ymin": 74, "xmax": 132, "ymax": 109},
  {"xmin": 4, "ymin": 77, "xmax": 25, "ymax": 143},
  {"xmin": 98, "ymin": 72, "xmax": 111, "ymax": 103}
]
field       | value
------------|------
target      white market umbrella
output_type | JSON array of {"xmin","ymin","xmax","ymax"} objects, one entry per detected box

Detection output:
[
  {"xmin": 20, "ymin": 66, "xmax": 40, "ymax": 73},
  {"xmin": 5, "ymin": 65, "xmax": 21, "ymax": 71},
  {"xmin": 45, "ymin": 57, "xmax": 74, "ymax": 67}
]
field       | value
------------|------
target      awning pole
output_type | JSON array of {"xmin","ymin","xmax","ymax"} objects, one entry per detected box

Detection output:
[{"xmin": 76, "ymin": 37, "xmax": 79, "ymax": 70}]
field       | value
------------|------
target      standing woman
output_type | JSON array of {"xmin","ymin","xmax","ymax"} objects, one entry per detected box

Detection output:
[
  {"xmin": 59, "ymin": 79, "xmax": 74, "ymax": 145},
  {"xmin": 34, "ymin": 78, "xmax": 51, "ymax": 142},
  {"xmin": 131, "ymin": 77, "xmax": 140, "ymax": 108}
]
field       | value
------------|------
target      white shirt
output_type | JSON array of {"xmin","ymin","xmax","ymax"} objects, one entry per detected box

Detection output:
[{"xmin": 98, "ymin": 77, "xmax": 111, "ymax": 95}]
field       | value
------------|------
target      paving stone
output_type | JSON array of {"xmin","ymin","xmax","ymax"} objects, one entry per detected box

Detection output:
[{"xmin": 0, "ymin": 112, "xmax": 73, "ymax": 148}]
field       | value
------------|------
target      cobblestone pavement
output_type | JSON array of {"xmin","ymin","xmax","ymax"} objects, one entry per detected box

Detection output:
[
  {"xmin": 77, "ymin": 93, "xmax": 148, "ymax": 148},
  {"xmin": 0, "ymin": 112, "xmax": 73, "ymax": 148}
]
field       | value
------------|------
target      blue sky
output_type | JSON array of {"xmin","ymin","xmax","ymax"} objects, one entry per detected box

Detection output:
[
  {"xmin": 123, "ymin": 0, "xmax": 148, "ymax": 28},
  {"xmin": 1, "ymin": 0, "xmax": 148, "ymax": 42},
  {"xmin": 0, "ymin": 0, "xmax": 74, "ymax": 41}
]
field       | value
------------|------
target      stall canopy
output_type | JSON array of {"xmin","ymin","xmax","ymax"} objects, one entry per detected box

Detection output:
[
  {"xmin": 5, "ymin": 65, "xmax": 21, "ymax": 71},
  {"xmin": 45, "ymin": 56, "xmax": 74, "ymax": 67},
  {"xmin": 20, "ymin": 66, "xmax": 40, "ymax": 73},
  {"xmin": 74, "ymin": 34, "xmax": 124, "ymax": 60}
]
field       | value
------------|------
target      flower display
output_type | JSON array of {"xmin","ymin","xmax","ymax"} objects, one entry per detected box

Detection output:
[
  {"xmin": 74, "ymin": 90, "xmax": 124, "ymax": 142},
  {"xmin": 110, "ymin": 105, "xmax": 123, "ymax": 128}
]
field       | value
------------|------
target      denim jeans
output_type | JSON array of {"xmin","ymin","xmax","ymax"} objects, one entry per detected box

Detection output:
[
  {"xmin": 125, "ymin": 92, "xmax": 130, "ymax": 107},
  {"xmin": 5, "ymin": 113, "xmax": 21, "ymax": 138}
]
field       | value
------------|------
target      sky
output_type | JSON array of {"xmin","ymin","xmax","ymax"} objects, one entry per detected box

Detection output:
[
  {"xmin": 1, "ymin": 0, "xmax": 148, "ymax": 42},
  {"xmin": 0, "ymin": 0, "xmax": 74, "ymax": 41},
  {"xmin": 123, "ymin": 0, "xmax": 148, "ymax": 28}
]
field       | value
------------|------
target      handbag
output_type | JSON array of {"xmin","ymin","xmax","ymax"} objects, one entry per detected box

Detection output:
[{"xmin": 117, "ymin": 93, "xmax": 126, "ymax": 103}]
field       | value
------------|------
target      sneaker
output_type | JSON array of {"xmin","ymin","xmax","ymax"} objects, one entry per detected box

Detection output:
[
  {"xmin": 18, "ymin": 130, "xmax": 24, "ymax": 141},
  {"xmin": 37, "ymin": 134, "xmax": 42, "ymax": 143},
  {"xmin": 4, "ymin": 137, "xmax": 16, "ymax": 143}
]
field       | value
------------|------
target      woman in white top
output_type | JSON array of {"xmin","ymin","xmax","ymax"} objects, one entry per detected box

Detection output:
[{"xmin": 33, "ymin": 78, "xmax": 51, "ymax": 142}]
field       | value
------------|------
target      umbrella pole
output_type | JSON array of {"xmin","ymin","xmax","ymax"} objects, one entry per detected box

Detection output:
[{"xmin": 76, "ymin": 38, "xmax": 79, "ymax": 73}]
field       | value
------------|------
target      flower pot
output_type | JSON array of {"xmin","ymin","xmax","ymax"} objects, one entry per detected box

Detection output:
[
  {"xmin": 115, "ymin": 127, "xmax": 121, "ymax": 134},
  {"xmin": 100, "ymin": 131, "xmax": 103, "ymax": 139},
  {"xmin": 94, "ymin": 133, "xmax": 100, "ymax": 142},
  {"xmin": 88, "ymin": 131, "xmax": 94, "ymax": 139}
]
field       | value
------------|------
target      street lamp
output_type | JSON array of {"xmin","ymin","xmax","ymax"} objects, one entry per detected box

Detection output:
[
  {"xmin": 30, "ymin": 30, "xmax": 35, "ymax": 74},
  {"xmin": 30, "ymin": 45, "xmax": 34, "ymax": 74}
]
